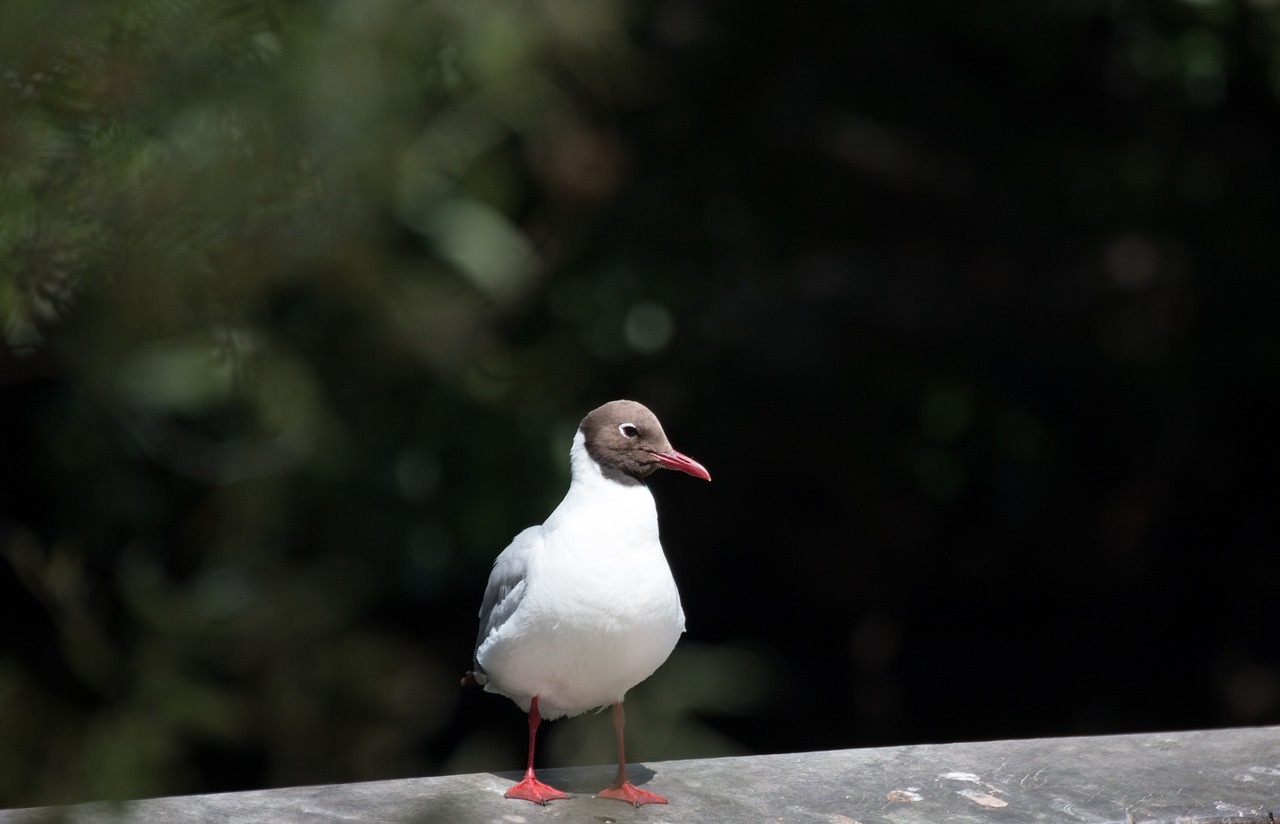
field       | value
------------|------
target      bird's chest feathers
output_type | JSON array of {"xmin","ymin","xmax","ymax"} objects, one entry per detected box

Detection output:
[{"xmin": 530, "ymin": 485, "xmax": 679, "ymax": 627}]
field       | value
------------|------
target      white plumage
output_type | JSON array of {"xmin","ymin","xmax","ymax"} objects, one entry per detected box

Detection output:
[
  {"xmin": 474, "ymin": 430, "xmax": 686, "ymax": 719},
  {"xmin": 464, "ymin": 399, "xmax": 709, "ymax": 807}
]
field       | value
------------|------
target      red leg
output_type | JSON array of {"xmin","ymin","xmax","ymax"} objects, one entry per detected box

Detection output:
[
  {"xmin": 504, "ymin": 696, "xmax": 568, "ymax": 805},
  {"xmin": 597, "ymin": 702, "xmax": 668, "ymax": 806}
]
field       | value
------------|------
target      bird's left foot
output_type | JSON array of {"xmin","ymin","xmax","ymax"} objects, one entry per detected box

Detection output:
[
  {"xmin": 505, "ymin": 774, "xmax": 568, "ymax": 805},
  {"xmin": 598, "ymin": 781, "xmax": 668, "ymax": 807}
]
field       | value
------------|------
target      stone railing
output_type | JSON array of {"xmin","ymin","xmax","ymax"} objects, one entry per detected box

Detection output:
[{"xmin": 1, "ymin": 726, "xmax": 1276, "ymax": 823}]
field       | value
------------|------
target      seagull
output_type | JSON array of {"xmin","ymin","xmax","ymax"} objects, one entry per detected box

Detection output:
[{"xmin": 462, "ymin": 399, "xmax": 711, "ymax": 806}]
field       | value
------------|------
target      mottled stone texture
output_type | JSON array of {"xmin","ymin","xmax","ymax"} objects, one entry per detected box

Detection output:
[{"xmin": 3, "ymin": 727, "xmax": 1277, "ymax": 824}]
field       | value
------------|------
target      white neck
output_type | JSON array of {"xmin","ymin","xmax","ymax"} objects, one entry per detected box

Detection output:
[{"xmin": 544, "ymin": 430, "xmax": 659, "ymax": 541}]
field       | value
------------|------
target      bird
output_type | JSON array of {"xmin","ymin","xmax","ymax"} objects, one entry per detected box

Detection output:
[{"xmin": 462, "ymin": 399, "xmax": 710, "ymax": 806}]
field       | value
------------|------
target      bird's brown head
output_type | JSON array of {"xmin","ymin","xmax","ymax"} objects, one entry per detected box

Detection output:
[{"xmin": 579, "ymin": 399, "xmax": 711, "ymax": 485}]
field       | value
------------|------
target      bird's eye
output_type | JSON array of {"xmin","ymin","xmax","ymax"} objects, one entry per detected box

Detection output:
[{"xmin": 618, "ymin": 423, "xmax": 639, "ymax": 438}]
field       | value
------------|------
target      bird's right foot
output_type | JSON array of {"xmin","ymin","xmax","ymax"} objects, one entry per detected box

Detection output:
[
  {"xmin": 599, "ymin": 780, "xmax": 668, "ymax": 807},
  {"xmin": 505, "ymin": 772, "xmax": 568, "ymax": 805}
]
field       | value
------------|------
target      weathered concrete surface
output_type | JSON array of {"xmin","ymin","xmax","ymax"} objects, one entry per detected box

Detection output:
[{"xmin": 2, "ymin": 726, "xmax": 1276, "ymax": 824}]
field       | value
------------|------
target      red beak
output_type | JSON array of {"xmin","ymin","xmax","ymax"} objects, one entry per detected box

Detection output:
[{"xmin": 649, "ymin": 449, "xmax": 712, "ymax": 482}]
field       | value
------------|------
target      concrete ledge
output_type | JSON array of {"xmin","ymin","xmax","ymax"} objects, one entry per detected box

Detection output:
[{"xmin": 2, "ymin": 727, "xmax": 1276, "ymax": 823}]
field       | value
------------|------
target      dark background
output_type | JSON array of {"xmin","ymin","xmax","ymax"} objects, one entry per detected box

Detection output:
[{"xmin": 2, "ymin": 0, "xmax": 1277, "ymax": 809}]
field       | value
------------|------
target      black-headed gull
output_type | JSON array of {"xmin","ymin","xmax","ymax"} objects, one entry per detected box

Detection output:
[{"xmin": 463, "ymin": 400, "xmax": 710, "ymax": 806}]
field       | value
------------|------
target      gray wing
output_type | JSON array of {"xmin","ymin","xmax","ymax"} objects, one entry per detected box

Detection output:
[{"xmin": 472, "ymin": 526, "xmax": 541, "ymax": 672}]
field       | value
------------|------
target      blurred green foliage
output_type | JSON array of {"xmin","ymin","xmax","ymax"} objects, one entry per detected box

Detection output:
[
  {"xmin": 1, "ymin": 0, "xmax": 635, "ymax": 382},
  {"xmin": 4, "ymin": 0, "xmax": 1280, "ymax": 811}
]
